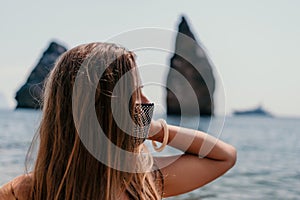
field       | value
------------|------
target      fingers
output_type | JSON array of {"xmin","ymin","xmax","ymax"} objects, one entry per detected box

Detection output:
[{"xmin": 148, "ymin": 120, "xmax": 163, "ymax": 140}]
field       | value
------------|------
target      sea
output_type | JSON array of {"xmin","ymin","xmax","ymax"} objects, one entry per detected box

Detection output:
[{"xmin": 0, "ymin": 109, "xmax": 299, "ymax": 200}]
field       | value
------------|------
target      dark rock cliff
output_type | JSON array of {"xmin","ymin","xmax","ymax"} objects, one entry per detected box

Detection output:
[
  {"xmin": 166, "ymin": 16, "xmax": 215, "ymax": 116},
  {"xmin": 15, "ymin": 42, "xmax": 67, "ymax": 109}
]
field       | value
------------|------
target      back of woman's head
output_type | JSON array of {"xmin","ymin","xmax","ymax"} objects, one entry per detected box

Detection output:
[{"xmin": 29, "ymin": 43, "xmax": 162, "ymax": 200}]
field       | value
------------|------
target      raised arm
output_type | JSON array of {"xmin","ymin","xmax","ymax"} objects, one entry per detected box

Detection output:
[{"xmin": 149, "ymin": 121, "xmax": 237, "ymax": 197}]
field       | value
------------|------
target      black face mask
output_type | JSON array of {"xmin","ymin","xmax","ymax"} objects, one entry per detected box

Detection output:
[{"xmin": 133, "ymin": 103, "xmax": 154, "ymax": 144}]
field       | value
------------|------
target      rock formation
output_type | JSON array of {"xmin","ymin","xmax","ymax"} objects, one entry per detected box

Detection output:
[
  {"xmin": 166, "ymin": 16, "xmax": 215, "ymax": 116},
  {"xmin": 15, "ymin": 42, "xmax": 67, "ymax": 109}
]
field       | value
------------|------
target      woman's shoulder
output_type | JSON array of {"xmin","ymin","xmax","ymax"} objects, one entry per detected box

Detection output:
[{"xmin": 0, "ymin": 174, "xmax": 32, "ymax": 200}]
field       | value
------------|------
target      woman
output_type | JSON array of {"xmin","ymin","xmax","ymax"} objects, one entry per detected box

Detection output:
[{"xmin": 0, "ymin": 42, "xmax": 236, "ymax": 200}]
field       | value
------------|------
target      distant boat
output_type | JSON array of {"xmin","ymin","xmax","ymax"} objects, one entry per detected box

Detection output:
[{"xmin": 233, "ymin": 106, "xmax": 272, "ymax": 117}]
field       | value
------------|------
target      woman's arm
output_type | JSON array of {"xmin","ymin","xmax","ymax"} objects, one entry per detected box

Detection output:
[{"xmin": 149, "ymin": 121, "xmax": 237, "ymax": 197}]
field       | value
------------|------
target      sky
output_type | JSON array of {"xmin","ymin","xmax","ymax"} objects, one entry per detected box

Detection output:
[{"xmin": 0, "ymin": 0, "xmax": 300, "ymax": 117}]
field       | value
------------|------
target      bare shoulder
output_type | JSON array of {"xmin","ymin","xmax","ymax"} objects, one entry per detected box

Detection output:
[
  {"xmin": 0, "ymin": 174, "xmax": 32, "ymax": 200},
  {"xmin": 0, "ymin": 180, "xmax": 15, "ymax": 200}
]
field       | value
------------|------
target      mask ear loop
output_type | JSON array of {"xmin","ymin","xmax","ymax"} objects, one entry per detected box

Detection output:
[{"xmin": 151, "ymin": 119, "xmax": 169, "ymax": 152}]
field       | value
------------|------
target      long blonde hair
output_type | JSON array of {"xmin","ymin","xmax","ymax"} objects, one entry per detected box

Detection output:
[{"xmin": 28, "ymin": 42, "xmax": 162, "ymax": 199}]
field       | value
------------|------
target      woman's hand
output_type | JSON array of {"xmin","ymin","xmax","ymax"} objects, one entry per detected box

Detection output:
[{"xmin": 148, "ymin": 120, "xmax": 163, "ymax": 141}]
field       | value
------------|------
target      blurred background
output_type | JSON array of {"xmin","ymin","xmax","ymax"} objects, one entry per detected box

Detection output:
[
  {"xmin": 0, "ymin": 1, "xmax": 299, "ymax": 199},
  {"xmin": 1, "ymin": 0, "xmax": 300, "ymax": 116}
]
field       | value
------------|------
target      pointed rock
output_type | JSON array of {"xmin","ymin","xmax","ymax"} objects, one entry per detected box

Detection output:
[
  {"xmin": 166, "ymin": 16, "xmax": 215, "ymax": 116},
  {"xmin": 178, "ymin": 16, "xmax": 195, "ymax": 40},
  {"xmin": 15, "ymin": 41, "xmax": 67, "ymax": 109}
]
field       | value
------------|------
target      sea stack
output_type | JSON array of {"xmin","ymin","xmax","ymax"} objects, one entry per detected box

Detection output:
[
  {"xmin": 166, "ymin": 16, "xmax": 215, "ymax": 116},
  {"xmin": 15, "ymin": 41, "xmax": 67, "ymax": 109}
]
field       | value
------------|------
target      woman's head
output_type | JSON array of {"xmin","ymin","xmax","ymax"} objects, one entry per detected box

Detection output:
[{"xmin": 29, "ymin": 42, "xmax": 162, "ymax": 200}]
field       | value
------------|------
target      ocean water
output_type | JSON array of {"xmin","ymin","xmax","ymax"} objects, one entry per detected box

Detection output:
[{"xmin": 0, "ymin": 109, "xmax": 299, "ymax": 199}]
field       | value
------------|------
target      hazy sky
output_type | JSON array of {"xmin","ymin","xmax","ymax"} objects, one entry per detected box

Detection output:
[{"xmin": 1, "ymin": 0, "xmax": 300, "ymax": 117}]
